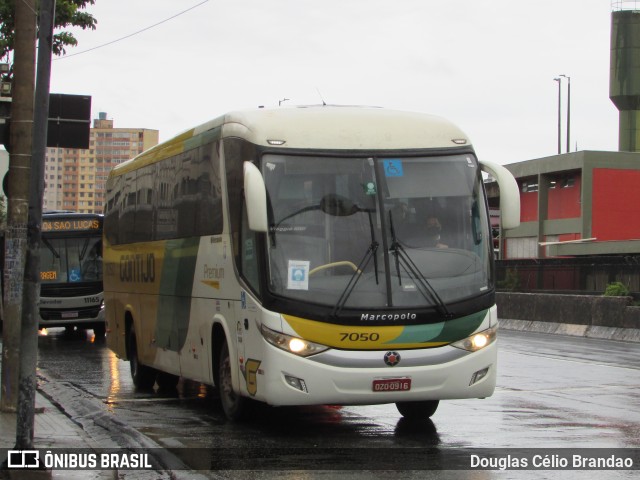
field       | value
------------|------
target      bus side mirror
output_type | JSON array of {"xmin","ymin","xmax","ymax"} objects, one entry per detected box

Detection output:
[
  {"xmin": 243, "ymin": 161, "xmax": 268, "ymax": 232},
  {"xmin": 480, "ymin": 160, "xmax": 520, "ymax": 230}
]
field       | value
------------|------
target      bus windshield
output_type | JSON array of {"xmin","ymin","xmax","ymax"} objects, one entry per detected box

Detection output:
[
  {"xmin": 40, "ymin": 236, "xmax": 103, "ymax": 284},
  {"xmin": 262, "ymin": 153, "xmax": 492, "ymax": 311}
]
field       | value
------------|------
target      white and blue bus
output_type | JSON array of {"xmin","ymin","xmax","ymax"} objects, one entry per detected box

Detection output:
[
  {"xmin": 39, "ymin": 211, "xmax": 105, "ymax": 336},
  {"xmin": 104, "ymin": 106, "xmax": 520, "ymax": 420}
]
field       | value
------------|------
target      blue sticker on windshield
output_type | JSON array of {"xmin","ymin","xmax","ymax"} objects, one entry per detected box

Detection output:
[
  {"xmin": 383, "ymin": 159, "xmax": 404, "ymax": 177},
  {"xmin": 69, "ymin": 268, "xmax": 81, "ymax": 282}
]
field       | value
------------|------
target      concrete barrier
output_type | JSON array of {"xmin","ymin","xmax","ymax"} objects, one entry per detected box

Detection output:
[{"xmin": 496, "ymin": 292, "xmax": 640, "ymax": 342}]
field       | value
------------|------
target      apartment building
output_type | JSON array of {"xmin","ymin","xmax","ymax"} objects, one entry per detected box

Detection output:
[{"xmin": 44, "ymin": 112, "xmax": 159, "ymax": 214}]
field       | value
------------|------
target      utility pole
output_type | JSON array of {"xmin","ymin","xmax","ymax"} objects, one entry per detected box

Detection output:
[
  {"xmin": 1, "ymin": 0, "xmax": 37, "ymax": 412},
  {"xmin": 15, "ymin": 0, "xmax": 56, "ymax": 449},
  {"xmin": 553, "ymin": 77, "xmax": 562, "ymax": 155},
  {"xmin": 560, "ymin": 74, "xmax": 571, "ymax": 153}
]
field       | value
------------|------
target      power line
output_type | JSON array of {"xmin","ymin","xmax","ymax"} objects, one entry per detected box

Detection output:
[{"xmin": 54, "ymin": 0, "xmax": 209, "ymax": 60}]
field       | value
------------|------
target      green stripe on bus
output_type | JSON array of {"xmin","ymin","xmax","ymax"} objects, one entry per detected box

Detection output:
[
  {"xmin": 385, "ymin": 309, "xmax": 488, "ymax": 345},
  {"xmin": 155, "ymin": 237, "xmax": 200, "ymax": 351}
]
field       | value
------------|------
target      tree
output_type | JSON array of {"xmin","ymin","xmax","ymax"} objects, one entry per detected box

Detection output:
[{"xmin": 0, "ymin": 0, "xmax": 97, "ymax": 78}]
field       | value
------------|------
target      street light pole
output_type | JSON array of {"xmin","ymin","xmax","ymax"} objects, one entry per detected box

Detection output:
[
  {"xmin": 554, "ymin": 77, "xmax": 562, "ymax": 154},
  {"xmin": 560, "ymin": 74, "xmax": 571, "ymax": 153}
]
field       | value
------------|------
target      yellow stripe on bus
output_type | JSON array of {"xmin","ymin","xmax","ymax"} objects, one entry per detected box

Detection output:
[{"xmin": 283, "ymin": 314, "xmax": 448, "ymax": 350}]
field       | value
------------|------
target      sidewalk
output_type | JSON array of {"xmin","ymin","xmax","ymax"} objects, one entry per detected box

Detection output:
[
  {"xmin": 0, "ymin": 391, "xmax": 116, "ymax": 479},
  {"xmin": 0, "ymin": 375, "xmax": 211, "ymax": 480}
]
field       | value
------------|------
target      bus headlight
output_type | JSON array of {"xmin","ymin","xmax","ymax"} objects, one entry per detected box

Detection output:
[
  {"xmin": 451, "ymin": 324, "xmax": 497, "ymax": 352},
  {"xmin": 260, "ymin": 325, "xmax": 329, "ymax": 357}
]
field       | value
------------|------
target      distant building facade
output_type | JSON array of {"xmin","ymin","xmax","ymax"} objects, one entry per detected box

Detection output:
[
  {"xmin": 487, "ymin": 150, "xmax": 640, "ymax": 259},
  {"xmin": 44, "ymin": 113, "xmax": 159, "ymax": 213}
]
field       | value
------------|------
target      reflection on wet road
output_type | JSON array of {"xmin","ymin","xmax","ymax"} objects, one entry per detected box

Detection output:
[{"xmin": 33, "ymin": 327, "xmax": 640, "ymax": 475}]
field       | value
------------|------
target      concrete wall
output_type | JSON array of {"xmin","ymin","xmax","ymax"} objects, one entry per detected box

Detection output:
[{"xmin": 496, "ymin": 292, "xmax": 640, "ymax": 329}]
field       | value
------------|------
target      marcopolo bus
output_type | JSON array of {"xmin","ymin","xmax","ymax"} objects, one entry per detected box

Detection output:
[
  {"xmin": 103, "ymin": 106, "xmax": 520, "ymax": 420},
  {"xmin": 39, "ymin": 211, "xmax": 105, "ymax": 336}
]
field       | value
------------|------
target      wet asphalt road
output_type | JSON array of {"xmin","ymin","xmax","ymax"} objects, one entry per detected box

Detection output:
[{"xmin": 28, "ymin": 328, "xmax": 640, "ymax": 478}]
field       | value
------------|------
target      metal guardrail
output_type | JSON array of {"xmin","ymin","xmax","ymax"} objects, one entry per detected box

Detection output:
[{"xmin": 496, "ymin": 256, "xmax": 640, "ymax": 296}]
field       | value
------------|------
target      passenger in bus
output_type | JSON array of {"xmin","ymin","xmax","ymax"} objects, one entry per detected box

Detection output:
[
  {"xmin": 425, "ymin": 215, "xmax": 448, "ymax": 248},
  {"xmin": 390, "ymin": 202, "xmax": 409, "ymax": 225},
  {"xmin": 81, "ymin": 241, "xmax": 103, "ymax": 281}
]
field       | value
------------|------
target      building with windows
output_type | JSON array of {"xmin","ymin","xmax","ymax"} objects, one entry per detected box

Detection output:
[
  {"xmin": 487, "ymin": 150, "xmax": 640, "ymax": 259},
  {"xmin": 487, "ymin": 4, "xmax": 640, "ymax": 261},
  {"xmin": 44, "ymin": 113, "xmax": 159, "ymax": 213}
]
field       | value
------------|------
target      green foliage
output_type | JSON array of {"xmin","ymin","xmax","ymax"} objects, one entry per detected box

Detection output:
[
  {"xmin": 0, "ymin": 0, "xmax": 97, "ymax": 77},
  {"xmin": 496, "ymin": 268, "xmax": 520, "ymax": 291},
  {"xmin": 603, "ymin": 281, "xmax": 630, "ymax": 297}
]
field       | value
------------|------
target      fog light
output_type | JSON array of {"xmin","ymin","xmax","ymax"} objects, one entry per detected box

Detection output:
[
  {"xmin": 284, "ymin": 374, "xmax": 308, "ymax": 393},
  {"xmin": 469, "ymin": 367, "xmax": 489, "ymax": 386}
]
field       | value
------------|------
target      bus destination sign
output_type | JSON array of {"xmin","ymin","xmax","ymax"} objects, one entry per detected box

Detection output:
[{"xmin": 42, "ymin": 219, "xmax": 101, "ymax": 233}]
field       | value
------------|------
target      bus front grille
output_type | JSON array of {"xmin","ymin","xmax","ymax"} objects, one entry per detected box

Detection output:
[{"xmin": 39, "ymin": 305, "xmax": 102, "ymax": 320}]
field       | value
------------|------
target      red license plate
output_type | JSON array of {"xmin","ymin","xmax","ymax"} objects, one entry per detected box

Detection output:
[{"xmin": 372, "ymin": 378, "xmax": 411, "ymax": 392}]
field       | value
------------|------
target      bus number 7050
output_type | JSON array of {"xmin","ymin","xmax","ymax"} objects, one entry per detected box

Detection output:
[{"xmin": 340, "ymin": 332, "xmax": 380, "ymax": 342}]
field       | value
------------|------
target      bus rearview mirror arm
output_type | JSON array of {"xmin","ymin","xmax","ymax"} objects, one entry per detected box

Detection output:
[
  {"xmin": 479, "ymin": 160, "xmax": 521, "ymax": 230},
  {"xmin": 243, "ymin": 161, "xmax": 269, "ymax": 232}
]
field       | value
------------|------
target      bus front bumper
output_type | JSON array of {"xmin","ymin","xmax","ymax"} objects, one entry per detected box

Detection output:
[{"xmin": 244, "ymin": 340, "xmax": 497, "ymax": 407}]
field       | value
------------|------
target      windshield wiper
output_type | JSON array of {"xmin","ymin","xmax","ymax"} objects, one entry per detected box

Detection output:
[
  {"xmin": 332, "ymin": 207, "xmax": 380, "ymax": 317},
  {"xmin": 42, "ymin": 238, "xmax": 60, "ymax": 259},
  {"xmin": 332, "ymin": 239, "xmax": 378, "ymax": 318},
  {"xmin": 79, "ymin": 238, "xmax": 90, "ymax": 261},
  {"xmin": 388, "ymin": 211, "xmax": 452, "ymax": 318}
]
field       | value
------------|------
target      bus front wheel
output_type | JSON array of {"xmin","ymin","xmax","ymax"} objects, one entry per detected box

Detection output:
[
  {"xmin": 128, "ymin": 329, "xmax": 156, "ymax": 390},
  {"xmin": 395, "ymin": 400, "xmax": 439, "ymax": 419},
  {"xmin": 218, "ymin": 340, "xmax": 246, "ymax": 421}
]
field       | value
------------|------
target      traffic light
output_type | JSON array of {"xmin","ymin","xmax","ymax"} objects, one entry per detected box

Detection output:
[{"xmin": 0, "ymin": 96, "xmax": 11, "ymax": 151}]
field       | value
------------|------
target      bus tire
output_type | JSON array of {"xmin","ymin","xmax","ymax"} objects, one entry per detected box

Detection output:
[
  {"xmin": 218, "ymin": 339, "xmax": 246, "ymax": 421},
  {"xmin": 156, "ymin": 372, "xmax": 179, "ymax": 392},
  {"xmin": 128, "ymin": 328, "xmax": 156, "ymax": 390},
  {"xmin": 395, "ymin": 400, "xmax": 439, "ymax": 419},
  {"xmin": 93, "ymin": 324, "xmax": 106, "ymax": 339}
]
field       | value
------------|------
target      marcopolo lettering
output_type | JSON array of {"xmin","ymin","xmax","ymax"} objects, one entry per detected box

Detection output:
[
  {"xmin": 120, "ymin": 254, "xmax": 155, "ymax": 283},
  {"xmin": 361, "ymin": 312, "xmax": 417, "ymax": 321}
]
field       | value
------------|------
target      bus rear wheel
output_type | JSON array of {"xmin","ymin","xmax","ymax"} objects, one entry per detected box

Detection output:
[
  {"xmin": 93, "ymin": 324, "xmax": 106, "ymax": 339},
  {"xmin": 128, "ymin": 329, "xmax": 156, "ymax": 390},
  {"xmin": 218, "ymin": 340, "xmax": 246, "ymax": 421},
  {"xmin": 156, "ymin": 372, "xmax": 179, "ymax": 392},
  {"xmin": 395, "ymin": 400, "xmax": 439, "ymax": 419}
]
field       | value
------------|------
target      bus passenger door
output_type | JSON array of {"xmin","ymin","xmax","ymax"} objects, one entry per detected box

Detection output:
[{"xmin": 235, "ymin": 290, "xmax": 263, "ymax": 400}]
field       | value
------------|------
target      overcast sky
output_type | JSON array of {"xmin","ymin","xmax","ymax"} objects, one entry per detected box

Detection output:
[{"xmin": 49, "ymin": 0, "xmax": 621, "ymax": 165}]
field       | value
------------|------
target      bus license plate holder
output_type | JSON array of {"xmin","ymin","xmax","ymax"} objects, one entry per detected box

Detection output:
[
  {"xmin": 61, "ymin": 311, "xmax": 79, "ymax": 318},
  {"xmin": 372, "ymin": 378, "xmax": 411, "ymax": 392}
]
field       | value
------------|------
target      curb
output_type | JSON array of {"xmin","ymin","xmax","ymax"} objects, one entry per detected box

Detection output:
[{"xmin": 36, "ymin": 374, "xmax": 217, "ymax": 480}]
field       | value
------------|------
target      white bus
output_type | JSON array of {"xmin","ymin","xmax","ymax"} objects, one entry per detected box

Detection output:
[
  {"xmin": 39, "ymin": 211, "xmax": 105, "ymax": 336},
  {"xmin": 104, "ymin": 106, "xmax": 520, "ymax": 420}
]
